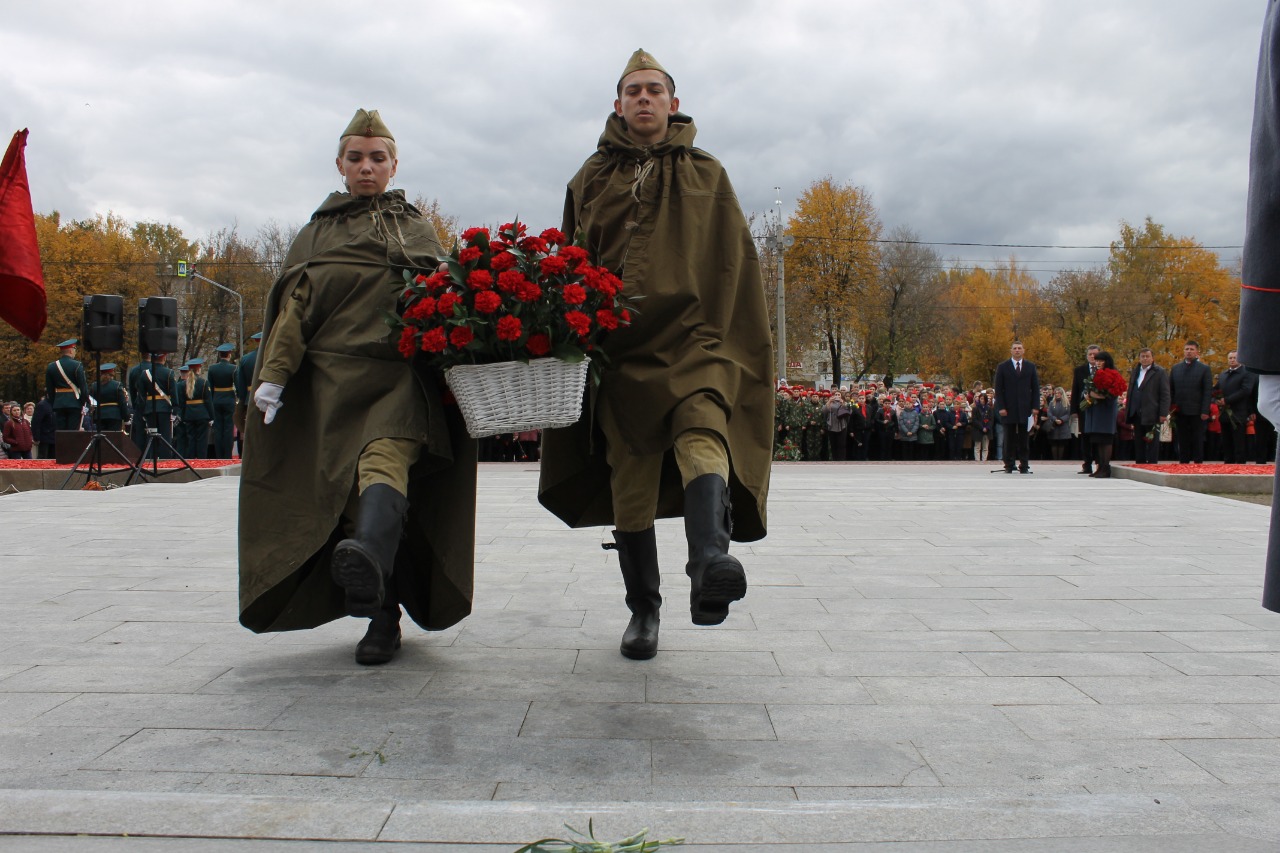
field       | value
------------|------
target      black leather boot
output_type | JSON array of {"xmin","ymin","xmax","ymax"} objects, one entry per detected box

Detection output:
[
  {"xmin": 683, "ymin": 474, "xmax": 747, "ymax": 626},
  {"xmin": 332, "ymin": 483, "xmax": 408, "ymax": 618},
  {"xmin": 355, "ymin": 595, "xmax": 402, "ymax": 666},
  {"xmin": 604, "ymin": 528, "xmax": 661, "ymax": 660}
]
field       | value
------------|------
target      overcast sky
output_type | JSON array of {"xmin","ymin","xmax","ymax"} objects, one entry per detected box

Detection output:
[{"xmin": 2, "ymin": 1, "xmax": 1266, "ymax": 278}]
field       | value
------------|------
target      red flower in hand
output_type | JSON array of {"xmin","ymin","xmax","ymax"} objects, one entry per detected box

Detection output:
[
  {"xmin": 539, "ymin": 228, "xmax": 566, "ymax": 246},
  {"xmin": 467, "ymin": 270, "xmax": 493, "ymax": 290},
  {"xmin": 562, "ymin": 283, "xmax": 587, "ymax": 305},
  {"xmin": 595, "ymin": 309, "xmax": 619, "ymax": 330},
  {"xmin": 490, "ymin": 251, "xmax": 518, "ymax": 272},
  {"xmin": 458, "ymin": 245, "xmax": 482, "ymax": 264}
]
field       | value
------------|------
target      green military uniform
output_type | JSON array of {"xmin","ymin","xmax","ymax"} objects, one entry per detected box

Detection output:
[
  {"xmin": 208, "ymin": 345, "xmax": 238, "ymax": 458},
  {"xmin": 140, "ymin": 356, "xmax": 176, "ymax": 458},
  {"xmin": 177, "ymin": 361, "xmax": 212, "ymax": 459},
  {"xmin": 233, "ymin": 333, "xmax": 261, "ymax": 447},
  {"xmin": 238, "ymin": 189, "xmax": 477, "ymax": 635},
  {"xmin": 91, "ymin": 365, "xmax": 128, "ymax": 432},
  {"xmin": 127, "ymin": 356, "xmax": 149, "ymax": 450},
  {"xmin": 537, "ymin": 108, "xmax": 773, "ymax": 540},
  {"xmin": 45, "ymin": 340, "xmax": 90, "ymax": 432},
  {"xmin": 172, "ymin": 365, "xmax": 191, "ymax": 456}
]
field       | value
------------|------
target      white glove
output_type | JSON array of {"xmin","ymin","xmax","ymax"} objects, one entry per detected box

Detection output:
[
  {"xmin": 254, "ymin": 382, "xmax": 284, "ymax": 425},
  {"xmin": 1259, "ymin": 375, "xmax": 1280, "ymax": 426}
]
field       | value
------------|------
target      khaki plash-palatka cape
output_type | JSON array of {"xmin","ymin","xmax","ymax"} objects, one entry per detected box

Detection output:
[
  {"xmin": 238, "ymin": 189, "xmax": 477, "ymax": 633},
  {"xmin": 538, "ymin": 110, "xmax": 773, "ymax": 541}
]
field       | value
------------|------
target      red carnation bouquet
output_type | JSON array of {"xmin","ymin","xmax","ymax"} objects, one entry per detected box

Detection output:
[
  {"xmin": 1081, "ymin": 366, "xmax": 1127, "ymax": 409},
  {"xmin": 394, "ymin": 220, "xmax": 636, "ymax": 369},
  {"xmin": 391, "ymin": 220, "xmax": 639, "ymax": 437}
]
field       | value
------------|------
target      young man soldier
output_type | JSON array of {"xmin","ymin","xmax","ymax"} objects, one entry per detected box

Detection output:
[{"xmin": 539, "ymin": 50, "xmax": 774, "ymax": 660}]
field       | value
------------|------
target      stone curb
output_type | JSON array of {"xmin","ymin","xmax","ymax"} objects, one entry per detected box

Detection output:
[{"xmin": 1111, "ymin": 463, "xmax": 1274, "ymax": 495}]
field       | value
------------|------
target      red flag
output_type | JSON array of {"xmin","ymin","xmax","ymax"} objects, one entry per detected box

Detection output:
[{"xmin": 0, "ymin": 129, "xmax": 47, "ymax": 341}]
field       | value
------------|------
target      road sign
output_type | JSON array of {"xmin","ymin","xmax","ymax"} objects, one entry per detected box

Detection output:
[{"xmin": 176, "ymin": 260, "xmax": 188, "ymax": 277}]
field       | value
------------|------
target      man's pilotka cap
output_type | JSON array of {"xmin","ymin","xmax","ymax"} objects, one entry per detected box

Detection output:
[
  {"xmin": 618, "ymin": 49, "xmax": 672, "ymax": 89},
  {"xmin": 341, "ymin": 109, "xmax": 394, "ymax": 141}
]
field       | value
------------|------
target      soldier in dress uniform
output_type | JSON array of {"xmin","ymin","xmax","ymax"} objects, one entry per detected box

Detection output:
[
  {"xmin": 184, "ymin": 357, "xmax": 214, "ymax": 459},
  {"xmin": 207, "ymin": 343, "xmax": 238, "ymax": 458},
  {"xmin": 173, "ymin": 363, "xmax": 191, "ymax": 455},
  {"xmin": 128, "ymin": 352, "xmax": 150, "ymax": 450},
  {"xmin": 45, "ymin": 339, "xmax": 90, "ymax": 432},
  {"xmin": 140, "ymin": 353, "xmax": 176, "ymax": 459},
  {"xmin": 233, "ymin": 332, "xmax": 262, "ymax": 454},
  {"xmin": 91, "ymin": 363, "xmax": 128, "ymax": 432}
]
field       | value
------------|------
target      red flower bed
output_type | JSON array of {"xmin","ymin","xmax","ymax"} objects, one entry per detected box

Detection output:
[
  {"xmin": 0, "ymin": 459, "xmax": 237, "ymax": 470},
  {"xmin": 1128, "ymin": 463, "xmax": 1274, "ymax": 475}
]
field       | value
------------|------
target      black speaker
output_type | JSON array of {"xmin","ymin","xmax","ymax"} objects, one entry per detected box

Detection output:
[
  {"xmin": 81, "ymin": 294, "xmax": 125, "ymax": 352},
  {"xmin": 138, "ymin": 297, "xmax": 178, "ymax": 354}
]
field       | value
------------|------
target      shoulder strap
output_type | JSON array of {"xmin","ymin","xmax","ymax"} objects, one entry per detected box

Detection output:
[
  {"xmin": 54, "ymin": 360, "xmax": 80, "ymax": 400},
  {"xmin": 144, "ymin": 369, "xmax": 171, "ymax": 402}
]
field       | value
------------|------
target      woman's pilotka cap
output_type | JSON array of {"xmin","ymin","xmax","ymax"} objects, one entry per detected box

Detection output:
[{"xmin": 341, "ymin": 109, "xmax": 394, "ymax": 141}]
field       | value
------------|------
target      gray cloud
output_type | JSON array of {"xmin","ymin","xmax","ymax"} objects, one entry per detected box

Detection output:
[{"xmin": 0, "ymin": 0, "xmax": 1264, "ymax": 278}]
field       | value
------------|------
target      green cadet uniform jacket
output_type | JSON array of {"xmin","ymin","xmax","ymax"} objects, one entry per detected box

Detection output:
[
  {"xmin": 91, "ymin": 378, "xmax": 127, "ymax": 429},
  {"xmin": 46, "ymin": 356, "xmax": 89, "ymax": 412},
  {"xmin": 238, "ymin": 190, "xmax": 478, "ymax": 634},
  {"xmin": 177, "ymin": 375, "xmax": 213, "ymax": 422},
  {"xmin": 538, "ymin": 112, "xmax": 773, "ymax": 541}
]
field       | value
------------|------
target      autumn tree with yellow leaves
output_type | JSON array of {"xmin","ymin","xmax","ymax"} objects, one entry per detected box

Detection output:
[{"xmin": 785, "ymin": 178, "xmax": 882, "ymax": 386}]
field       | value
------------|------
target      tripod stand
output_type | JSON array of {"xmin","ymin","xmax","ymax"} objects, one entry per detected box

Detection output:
[
  {"xmin": 125, "ymin": 359, "xmax": 201, "ymax": 486},
  {"xmin": 60, "ymin": 352, "xmax": 146, "ymax": 489}
]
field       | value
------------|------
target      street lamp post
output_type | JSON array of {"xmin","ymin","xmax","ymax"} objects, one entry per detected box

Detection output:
[
  {"xmin": 189, "ymin": 270, "xmax": 244, "ymax": 358},
  {"xmin": 764, "ymin": 187, "xmax": 793, "ymax": 384}
]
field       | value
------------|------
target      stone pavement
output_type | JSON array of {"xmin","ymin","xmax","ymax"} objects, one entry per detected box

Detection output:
[{"xmin": 2, "ymin": 461, "xmax": 1280, "ymax": 851}]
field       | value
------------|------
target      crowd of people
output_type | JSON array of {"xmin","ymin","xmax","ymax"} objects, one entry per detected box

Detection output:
[{"xmin": 773, "ymin": 342, "xmax": 1277, "ymax": 469}]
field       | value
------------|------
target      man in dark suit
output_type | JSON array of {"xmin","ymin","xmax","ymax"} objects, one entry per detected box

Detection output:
[
  {"xmin": 1125, "ymin": 347, "xmax": 1170, "ymax": 463},
  {"xmin": 1069, "ymin": 345, "xmax": 1100, "ymax": 473},
  {"xmin": 993, "ymin": 341, "xmax": 1040, "ymax": 474},
  {"xmin": 1216, "ymin": 350, "xmax": 1258, "ymax": 464},
  {"xmin": 1169, "ymin": 340, "xmax": 1213, "ymax": 464}
]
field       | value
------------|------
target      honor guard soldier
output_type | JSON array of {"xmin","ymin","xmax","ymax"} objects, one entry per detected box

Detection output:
[
  {"xmin": 92, "ymin": 363, "xmax": 128, "ymax": 432},
  {"xmin": 45, "ymin": 338, "xmax": 90, "ymax": 432},
  {"xmin": 539, "ymin": 50, "xmax": 773, "ymax": 660},
  {"xmin": 233, "ymin": 332, "xmax": 262, "ymax": 448},
  {"xmin": 141, "ymin": 353, "xmax": 176, "ymax": 458},
  {"xmin": 178, "ymin": 358, "xmax": 213, "ymax": 459},
  {"xmin": 207, "ymin": 343, "xmax": 238, "ymax": 458},
  {"xmin": 173, "ymin": 363, "xmax": 191, "ymax": 454},
  {"xmin": 127, "ymin": 352, "xmax": 149, "ymax": 450}
]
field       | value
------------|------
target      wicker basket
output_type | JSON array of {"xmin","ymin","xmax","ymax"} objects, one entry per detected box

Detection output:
[{"xmin": 445, "ymin": 357, "xmax": 590, "ymax": 438}]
